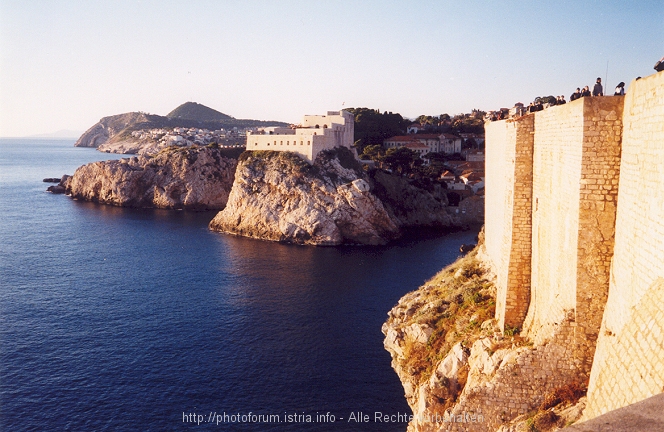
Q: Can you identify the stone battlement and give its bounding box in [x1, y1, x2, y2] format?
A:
[484, 71, 664, 422]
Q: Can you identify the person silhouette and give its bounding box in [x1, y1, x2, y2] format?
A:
[592, 78, 603, 96]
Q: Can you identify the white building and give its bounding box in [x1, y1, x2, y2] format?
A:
[383, 133, 462, 156]
[440, 133, 462, 154]
[247, 110, 354, 163]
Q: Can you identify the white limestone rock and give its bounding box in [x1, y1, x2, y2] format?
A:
[208, 148, 400, 246]
[64, 146, 236, 210]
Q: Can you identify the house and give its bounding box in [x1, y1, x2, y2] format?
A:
[407, 123, 425, 134]
[404, 142, 430, 156]
[440, 133, 462, 154]
[466, 150, 485, 162]
[383, 133, 462, 156]
[446, 179, 468, 191]
[247, 110, 354, 163]
[440, 170, 455, 181]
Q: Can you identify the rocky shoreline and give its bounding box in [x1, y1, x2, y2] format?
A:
[209, 147, 461, 245]
[382, 232, 587, 432]
[49, 145, 469, 245]
[56, 146, 236, 210]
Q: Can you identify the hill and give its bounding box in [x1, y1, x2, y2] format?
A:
[167, 102, 233, 122]
[74, 103, 289, 149]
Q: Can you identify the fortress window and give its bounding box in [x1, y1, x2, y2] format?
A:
[274, 141, 277, 145]
[287, 141, 289, 145]
[315, 124, 320, 129]
[280, 141, 283, 145]
[323, 124, 328, 128]
[307, 141, 310, 145]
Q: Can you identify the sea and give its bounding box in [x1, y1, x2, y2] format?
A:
[0, 139, 479, 431]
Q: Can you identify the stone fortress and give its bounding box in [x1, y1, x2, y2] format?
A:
[246, 110, 354, 162]
[484, 70, 664, 423]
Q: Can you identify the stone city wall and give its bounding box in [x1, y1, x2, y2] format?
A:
[485, 96, 623, 355]
[525, 96, 622, 371]
[583, 72, 664, 419]
[483, 116, 534, 332]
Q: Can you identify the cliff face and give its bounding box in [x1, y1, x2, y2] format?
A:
[383, 237, 587, 432]
[64, 146, 236, 210]
[371, 170, 457, 228]
[209, 148, 401, 245]
[75, 112, 150, 148]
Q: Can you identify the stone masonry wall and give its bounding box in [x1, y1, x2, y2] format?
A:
[583, 72, 664, 419]
[523, 101, 584, 344]
[573, 97, 623, 368]
[448, 314, 586, 432]
[522, 97, 623, 370]
[484, 117, 534, 332]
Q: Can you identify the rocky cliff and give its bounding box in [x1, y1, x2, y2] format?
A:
[383, 234, 586, 432]
[370, 170, 457, 228]
[75, 112, 151, 148]
[64, 146, 236, 210]
[209, 148, 402, 245]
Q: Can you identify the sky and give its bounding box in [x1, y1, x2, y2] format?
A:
[0, 0, 663, 137]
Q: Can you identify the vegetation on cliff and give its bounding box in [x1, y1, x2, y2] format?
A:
[384, 234, 587, 431]
[166, 102, 233, 122]
[209, 146, 460, 245]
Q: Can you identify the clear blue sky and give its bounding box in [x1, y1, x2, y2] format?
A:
[1, 0, 662, 136]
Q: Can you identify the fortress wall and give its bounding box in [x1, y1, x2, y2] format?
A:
[584, 72, 664, 419]
[522, 98, 623, 361]
[523, 101, 584, 343]
[484, 116, 534, 331]
[573, 97, 623, 365]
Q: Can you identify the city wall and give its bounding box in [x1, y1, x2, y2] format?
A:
[484, 72, 663, 422]
[583, 72, 664, 419]
[484, 116, 533, 331]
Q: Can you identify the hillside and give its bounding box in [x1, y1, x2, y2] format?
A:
[166, 102, 233, 122]
[74, 102, 289, 150]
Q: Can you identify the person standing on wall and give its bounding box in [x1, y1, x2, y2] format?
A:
[570, 88, 581, 101]
[614, 82, 625, 96]
[593, 77, 604, 96]
[581, 86, 591, 97]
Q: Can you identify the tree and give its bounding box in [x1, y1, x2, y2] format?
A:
[382, 147, 422, 175]
[345, 108, 409, 154]
[360, 144, 384, 161]
[423, 151, 446, 166]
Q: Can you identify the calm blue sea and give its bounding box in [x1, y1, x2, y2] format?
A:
[0, 139, 478, 431]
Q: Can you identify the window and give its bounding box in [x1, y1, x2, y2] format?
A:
[280, 141, 283, 145]
[287, 141, 289, 145]
[307, 141, 310, 145]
